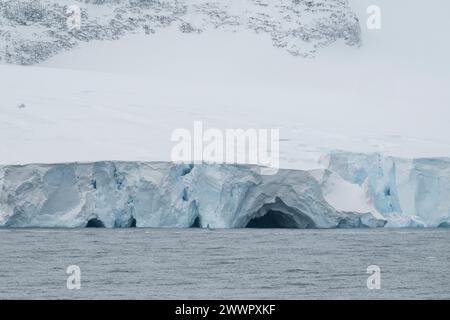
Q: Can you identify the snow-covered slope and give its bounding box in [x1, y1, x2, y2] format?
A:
[1, 29, 450, 166]
[1, 0, 450, 228]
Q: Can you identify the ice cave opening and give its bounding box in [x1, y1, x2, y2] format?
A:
[86, 218, 105, 228]
[246, 210, 298, 228]
[245, 198, 316, 229]
[190, 216, 201, 228]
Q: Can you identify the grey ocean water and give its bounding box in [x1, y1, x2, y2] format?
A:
[0, 228, 449, 299]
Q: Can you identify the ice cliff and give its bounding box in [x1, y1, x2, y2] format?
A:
[0, 0, 361, 64]
[323, 152, 450, 228]
[2, 153, 449, 228]
[0, 161, 385, 228]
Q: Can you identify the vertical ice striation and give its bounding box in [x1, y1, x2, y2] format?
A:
[324, 152, 450, 227]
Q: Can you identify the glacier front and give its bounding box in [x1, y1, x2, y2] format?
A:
[0, 160, 385, 228]
[323, 152, 450, 228]
[1, 152, 449, 228]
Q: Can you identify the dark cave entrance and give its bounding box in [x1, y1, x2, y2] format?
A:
[129, 217, 137, 227]
[190, 216, 201, 228]
[246, 210, 298, 228]
[245, 198, 316, 229]
[86, 218, 105, 228]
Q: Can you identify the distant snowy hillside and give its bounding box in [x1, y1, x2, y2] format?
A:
[0, 0, 360, 64]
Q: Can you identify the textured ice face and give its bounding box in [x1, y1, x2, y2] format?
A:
[0, 0, 361, 64]
[325, 151, 450, 227]
[0, 161, 384, 228]
[2, 153, 449, 228]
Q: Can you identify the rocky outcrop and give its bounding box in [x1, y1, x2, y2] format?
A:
[0, 0, 361, 64]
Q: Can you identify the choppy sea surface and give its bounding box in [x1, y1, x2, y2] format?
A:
[0, 228, 449, 299]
